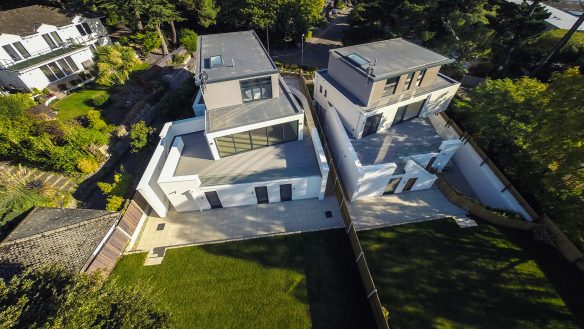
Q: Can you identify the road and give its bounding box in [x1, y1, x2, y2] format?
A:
[272, 7, 351, 69]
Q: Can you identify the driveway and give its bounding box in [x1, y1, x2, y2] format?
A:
[348, 188, 467, 230]
[133, 197, 344, 253]
[272, 7, 351, 68]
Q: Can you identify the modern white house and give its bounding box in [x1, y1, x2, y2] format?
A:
[0, 5, 111, 91]
[314, 38, 463, 201]
[137, 31, 329, 218]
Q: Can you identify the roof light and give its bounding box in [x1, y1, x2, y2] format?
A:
[346, 53, 369, 66]
[210, 55, 223, 67]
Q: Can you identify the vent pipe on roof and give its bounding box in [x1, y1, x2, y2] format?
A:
[231, 58, 235, 67]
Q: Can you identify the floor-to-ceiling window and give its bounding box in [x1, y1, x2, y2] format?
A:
[215, 121, 298, 157]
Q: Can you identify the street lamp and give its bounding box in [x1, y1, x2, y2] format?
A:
[301, 33, 305, 67]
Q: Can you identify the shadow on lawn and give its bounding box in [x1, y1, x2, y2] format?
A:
[358, 219, 582, 329]
[200, 229, 377, 329]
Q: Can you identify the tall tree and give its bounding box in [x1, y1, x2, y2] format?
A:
[240, 0, 278, 52]
[95, 45, 141, 85]
[179, 0, 220, 28]
[146, 0, 182, 54]
[532, 2, 584, 75]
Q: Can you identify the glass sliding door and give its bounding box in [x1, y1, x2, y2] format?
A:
[47, 62, 65, 79]
[40, 65, 58, 82]
[232, 132, 252, 153]
[215, 135, 236, 157]
[267, 124, 283, 145]
[57, 58, 74, 75]
[215, 121, 299, 158]
[403, 99, 425, 121]
[13, 42, 30, 59]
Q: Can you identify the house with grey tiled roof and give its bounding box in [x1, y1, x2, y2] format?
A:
[0, 207, 127, 278]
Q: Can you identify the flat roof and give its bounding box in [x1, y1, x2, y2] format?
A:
[206, 77, 302, 133]
[196, 31, 278, 83]
[507, 0, 584, 31]
[332, 38, 453, 81]
[351, 118, 443, 166]
[174, 129, 321, 186]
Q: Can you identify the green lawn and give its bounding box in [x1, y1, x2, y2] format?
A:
[359, 219, 584, 329]
[54, 87, 109, 120]
[112, 230, 375, 329]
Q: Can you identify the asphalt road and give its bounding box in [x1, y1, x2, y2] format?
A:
[272, 7, 351, 69]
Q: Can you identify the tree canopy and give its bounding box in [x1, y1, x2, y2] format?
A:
[0, 266, 170, 328]
[95, 45, 141, 86]
[452, 67, 584, 243]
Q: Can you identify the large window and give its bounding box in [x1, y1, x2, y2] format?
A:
[392, 99, 426, 126]
[42, 34, 58, 49]
[383, 76, 398, 96]
[2, 45, 22, 61]
[402, 72, 414, 91]
[13, 42, 30, 59]
[39, 56, 80, 82]
[76, 23, 93, 36]
[415, 69, 426, 87]
[215, 121, 298, 157]
[50, 32, 64, 45]
[240, 77, 272, 103]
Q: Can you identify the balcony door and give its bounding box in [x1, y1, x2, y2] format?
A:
[362, 114, 382, 137]
[403, 178, 417, 192]
[204, 191, 223, 209]
[280, 184, 292, 201]
[384, 178, 401, 195]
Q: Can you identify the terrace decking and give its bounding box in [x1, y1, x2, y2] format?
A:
[173, 129, 321, 186]
[350, 118, 443, 166]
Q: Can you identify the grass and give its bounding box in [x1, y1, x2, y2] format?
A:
[359, 218, 584, 329]
[54, 87, 109, 120]
[112, 229, 375, 329]
[129, 62, 152, 73]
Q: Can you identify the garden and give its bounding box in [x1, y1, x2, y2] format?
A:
[359, 219, 584, 329]
[112, 230, 376, 329]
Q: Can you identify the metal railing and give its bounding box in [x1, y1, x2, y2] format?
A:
[0, 33, 106, 70]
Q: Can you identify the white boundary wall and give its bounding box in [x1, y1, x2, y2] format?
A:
[429, 113, 534, 220]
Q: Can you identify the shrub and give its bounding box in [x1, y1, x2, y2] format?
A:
[130, 121, 155, 153]
[92, 94, 109, 107]
[131, 32, 161, 53]
[106, 195, 125, 211]
[172, 53, 187, 65]
[86, 110, 108, 132]
[77, 158, 99, 174]
[180, 29, 198, 53]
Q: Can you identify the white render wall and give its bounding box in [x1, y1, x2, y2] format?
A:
[0, 16, 110, 90]
[202, 73, 279, 110]
[429, 113, 534, 220]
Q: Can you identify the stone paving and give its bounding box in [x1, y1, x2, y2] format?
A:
[348, 188, 466, 231]
[134, 197, 344, 254]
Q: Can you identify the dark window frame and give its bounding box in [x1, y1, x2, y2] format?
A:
[42, 34, 58, 49]
[82, 22, 92, 35]
[415, 69, 426, 87]
[2, 44, 22, 61]
[12, 42, 30, 59]
[402, 72, 414, 91]
[76, 24, 88, 36]
[383, 76, 399, 96]
[240, 77, 272, 103]
[215, 121, 299, 157]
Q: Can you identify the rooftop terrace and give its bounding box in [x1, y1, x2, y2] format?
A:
[351, 118, 443, 166]
[196, 31, 278, 83]
[174, 129, 320, 186]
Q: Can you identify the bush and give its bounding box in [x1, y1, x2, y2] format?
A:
[130, 121, 155, 153]
[92, 94, 109, 107]
[131, 31, 161, 53]
[86, 110, 109, 131]
[180, 29, 198, 53]
[106, 195, 125, 211]
[172, 53, 187, 65]
[76, 158, 99, 174]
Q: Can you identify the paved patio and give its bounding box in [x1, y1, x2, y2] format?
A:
[134, 197, 343, 253]
[349, 188, 466, 230]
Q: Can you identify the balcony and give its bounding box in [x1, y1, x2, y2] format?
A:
[0, 34, 106, 71]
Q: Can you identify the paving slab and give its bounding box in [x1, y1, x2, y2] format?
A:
[348, 188, 466, 230]
[134, 197, 344, 253]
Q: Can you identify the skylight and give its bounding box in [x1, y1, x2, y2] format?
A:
[210, 55, 223, 67]
[346, 53, 369, 66]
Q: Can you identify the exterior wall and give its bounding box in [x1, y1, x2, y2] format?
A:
[327, 53, 372, 105]
[0, 16, 109, 90]
[314, 72, 362, 136]
[420, 66, 440, 87]
[202, 73, 279, 110]
[428, 113, 534, 220]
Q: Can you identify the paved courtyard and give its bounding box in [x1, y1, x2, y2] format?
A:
[133, 197, 343, 253]
[349, 188, 466, 230]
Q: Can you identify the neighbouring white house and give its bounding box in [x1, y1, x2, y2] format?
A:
[137, 31, 329, 218]
[314, 38, 463, 201]
[0, 5, 111, 91]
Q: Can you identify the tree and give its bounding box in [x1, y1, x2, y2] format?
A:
[179, 0, 220, 28]
[180, 28, 198, 53]
[0, 266, 170, 328]
[131, 31, 162, 53]
[130, 121, 155, 153]
[95, 45, 141, 86]
[146, 0, 182, 54]
[532, 5, 584, 75]
[240, 0, 278, 51]
[488, 0, 549, 74]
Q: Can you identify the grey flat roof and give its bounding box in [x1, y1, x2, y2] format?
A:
[351, 118, 443, 166]
[318, 69, 458, 110]
[174, 129, 321, 186]
[332, 38, 453, 81]
[196, 31, 278, 83]
[206, 78, 302, 133]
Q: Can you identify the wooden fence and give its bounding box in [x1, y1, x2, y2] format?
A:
[295, 73, 389, 328]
